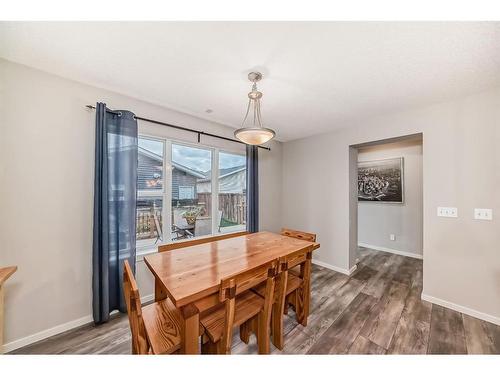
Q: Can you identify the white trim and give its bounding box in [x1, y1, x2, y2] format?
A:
[421, 293, 500, 326]
[136, 247, 158, 262]
[2, 314, 93, 353]
[164, 139, 172, 246]
[358, 243, 423, 259]
[211, 148, 219, 235]
[312, 259, 357, 276]
[3, 295, 156, 353]
[141, 293, 154, 304]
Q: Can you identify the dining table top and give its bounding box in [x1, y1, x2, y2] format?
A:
[144, 231, 320, 308]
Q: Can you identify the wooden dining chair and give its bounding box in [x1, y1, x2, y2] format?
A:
[250, 244, 313, 350]
[158, 231, 249, 252]
[123, 260, 182, 354]
[248, 229, 316, 350]
[280, 228, 316, 317]
[199, 260, 278, 354]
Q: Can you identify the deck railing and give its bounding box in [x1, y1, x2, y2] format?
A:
[136, 193, 246, 240]
[136, 207, 162, 239]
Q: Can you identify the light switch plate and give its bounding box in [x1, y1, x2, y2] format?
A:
[390, 234, 396, 241]
[437, 207, 458, 218]
[474, 208, 493, 221]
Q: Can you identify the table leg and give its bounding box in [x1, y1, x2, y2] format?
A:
[180, 304, 200, 354]
[297, 256, 312, 326]
[271, 269, 288, 350]
[155, 279, 168, 302]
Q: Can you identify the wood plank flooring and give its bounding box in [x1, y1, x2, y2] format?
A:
[10, 247, 500, 354]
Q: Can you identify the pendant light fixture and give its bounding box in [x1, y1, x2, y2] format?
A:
[234, 72, 276, 145]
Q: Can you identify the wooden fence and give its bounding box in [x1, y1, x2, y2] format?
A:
[197, 193, 246, 225]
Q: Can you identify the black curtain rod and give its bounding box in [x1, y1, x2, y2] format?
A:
[85, 105, 271, 151]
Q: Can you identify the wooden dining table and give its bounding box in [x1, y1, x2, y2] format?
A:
[144, 231, 320, 354]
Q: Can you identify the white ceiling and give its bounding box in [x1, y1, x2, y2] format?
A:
[1, 22, 500, 141]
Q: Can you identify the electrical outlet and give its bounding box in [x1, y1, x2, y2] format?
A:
[474, 208, 493, 221]
[437, 207, 458, 218]
[390, 234, 396, 241]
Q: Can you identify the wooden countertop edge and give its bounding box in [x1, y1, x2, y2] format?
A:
[0, 266, 18, 286]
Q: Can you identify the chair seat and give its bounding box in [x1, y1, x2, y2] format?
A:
[142, 298, 182, 354]
[200, 290, 264, 343]
[252, 273, 303, 300]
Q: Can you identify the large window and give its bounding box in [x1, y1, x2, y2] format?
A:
[136, 136, 247, 252]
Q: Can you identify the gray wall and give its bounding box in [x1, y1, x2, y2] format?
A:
[357, 138, 423, 257]
[0, 59, 283, 351]
[282, 87, 500, 323]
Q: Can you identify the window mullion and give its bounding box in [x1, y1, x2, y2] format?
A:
[211, 149, 220, 235]
[164, 139, 172, 244]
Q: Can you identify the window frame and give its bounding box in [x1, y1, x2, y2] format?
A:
[136, 133, 247, 258]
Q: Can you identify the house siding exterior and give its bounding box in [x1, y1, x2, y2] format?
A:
[137, 151, 163, 191]
[138, 148, 201, 199]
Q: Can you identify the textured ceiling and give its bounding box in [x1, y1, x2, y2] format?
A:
[1, 22, 499, 141]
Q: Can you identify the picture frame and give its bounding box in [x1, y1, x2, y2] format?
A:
[357, 157, 404, 203]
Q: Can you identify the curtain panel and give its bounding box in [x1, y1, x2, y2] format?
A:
[92, 102, 138, 324]
[246, 145, 259, 232]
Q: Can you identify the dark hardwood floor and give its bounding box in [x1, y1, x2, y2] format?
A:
[11, 247, 500, 354]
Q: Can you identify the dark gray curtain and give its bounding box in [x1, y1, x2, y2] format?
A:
[246, 145, 259, 232]
[92, 102, 138, 324]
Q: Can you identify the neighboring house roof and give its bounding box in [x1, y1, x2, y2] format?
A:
[197, 167, 246, 194]
[138, 146, 206, 179]
[173, 162, 206, 179]
[139, 146, 162, 162]
[198, 165, 246, 182]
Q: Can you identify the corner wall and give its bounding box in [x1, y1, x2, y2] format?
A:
[0, 59, 283, 351]
[282, 88, 500, 322]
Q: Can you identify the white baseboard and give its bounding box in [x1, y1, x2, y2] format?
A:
[3, 314, 93, 353]
[312, 259, 357, 276]
[358, 243, 423, 260]
[141, 293, 154, 304]
[421, 293, 500, 326]
[3, 295, 155, 353]
[348, 264, 357, 275]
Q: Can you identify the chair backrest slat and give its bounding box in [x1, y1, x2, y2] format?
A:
[219, 260, 276, 301]
[281, 228, 316, 242]
[218, 260, 277, 354]
[158, 231, 249, 252]
[123, 260, 148, 354]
